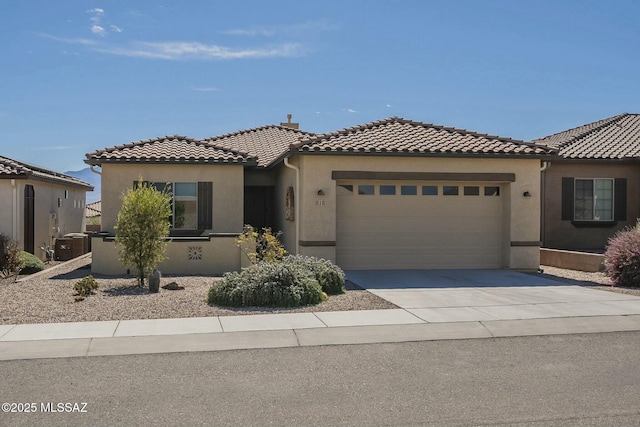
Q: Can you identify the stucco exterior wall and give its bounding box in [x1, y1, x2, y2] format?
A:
[0, 178, 88, 259]
[99, 163, 244, 234]
[542, 161, 640, 250]
[91, 235, 245, 275]
[293, 155, 542, 269]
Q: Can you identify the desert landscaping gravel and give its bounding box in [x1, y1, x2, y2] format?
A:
[0, 255, 396, 325]
[1, 255, 639, 325]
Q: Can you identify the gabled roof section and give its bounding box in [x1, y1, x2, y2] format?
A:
[532, 113, 640, 159]
[85, 135, 255, 165]
[203, 125, 315, 167]
[0, 155, 93, 190]
[291, 117, 555, 158]
[86, 200, 101, 217]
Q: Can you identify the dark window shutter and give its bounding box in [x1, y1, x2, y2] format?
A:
[198, 182, 213, 230]
[615, 178, 627, 221]
[561, 177, 574, 220]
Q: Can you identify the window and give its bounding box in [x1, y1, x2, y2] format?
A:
[401, 185, 417, 195]
[337, 184, 353, 195]
[574, 179, 613, 221]
[484, 186, 500, 196]
[464, 186, 479, 196]
[422, 186, 438, 196]
[443, 186, 459, 196]
[380, 185, 396, 195]
[140, 181, 212, 231]
[358, 185, 374, 195]
[562, 177, 626, 223]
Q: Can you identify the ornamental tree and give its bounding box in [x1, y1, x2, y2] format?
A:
[115, 179, 172, 287]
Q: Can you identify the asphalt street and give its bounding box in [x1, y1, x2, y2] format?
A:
[1, 332, 640, 427]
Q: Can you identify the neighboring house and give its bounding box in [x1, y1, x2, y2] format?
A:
[85, 200, 101, 232]
[85, 116, 555, 275]
[534, 113, 640, 251]
[0, 155, 94, 260]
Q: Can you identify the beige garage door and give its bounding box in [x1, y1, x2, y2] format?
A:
[336, 181, 504, 270]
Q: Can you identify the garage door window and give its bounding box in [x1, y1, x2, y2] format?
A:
[401, 185, 417, 195]
[485, 186, 500, 196]
[358, 185, 375, 195]
[443, 186, 459, 196]
[337, 184, 354, 195]
[422, 186, 438, 196]
[380, 185, 396, 195]
[464, 186, 480, 196]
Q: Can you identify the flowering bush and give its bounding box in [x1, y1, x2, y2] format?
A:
[236, 226, 286, 264]
[604, 221, 640, 287]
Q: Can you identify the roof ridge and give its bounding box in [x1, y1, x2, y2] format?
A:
[203, 124, 314, 143]
[294, 116, 532, 149]
[534, 113, 629, 148]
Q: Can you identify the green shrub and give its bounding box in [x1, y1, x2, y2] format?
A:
[282, 255, 345, 295]
[1, 240, 26, 282]
[604, 221, 640, 287]
[74, 275, 99, 297]
[18, 251, 44, 275]
[208, 261, 326, 307]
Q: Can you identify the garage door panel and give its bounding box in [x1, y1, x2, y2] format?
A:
[336, 181, 504, 270]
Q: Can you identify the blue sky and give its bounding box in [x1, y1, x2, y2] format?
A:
[2, 0, 639, 172]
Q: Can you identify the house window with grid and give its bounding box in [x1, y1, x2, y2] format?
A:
[138, 181, 212, 232]
[574, 179, 613, 221]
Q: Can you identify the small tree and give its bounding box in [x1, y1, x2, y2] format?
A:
[1, 240, 26, 282]
[115, 179, 172, 287]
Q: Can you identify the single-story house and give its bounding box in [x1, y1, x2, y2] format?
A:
[534, 113, 640, 251]
[85, 116, 556, 275]
[0, 155, 94, 259]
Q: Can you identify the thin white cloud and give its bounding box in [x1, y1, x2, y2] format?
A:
[87, 8, 104, 14]
[191, 87, 219, 92]
[38, 33, 98, 46]
[91, 25, 106, 37]
[223, 20, 338, 37]
[386, 104, 392, 108]
[36, 145, 75, 151]
[110, 25, 123, 33]
[96, 41, 304, 60]
[345, 108, 358, 113]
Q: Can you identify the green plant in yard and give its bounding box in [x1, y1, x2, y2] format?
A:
[1, 240, 26, 282]
[20, 251, 45, 275]
[115, 179, 172, 287]
[236, 225, 286, 264]
[207, 260, 326, 307]
[74, 275, 99, 298]
[282, 255, 345, 295]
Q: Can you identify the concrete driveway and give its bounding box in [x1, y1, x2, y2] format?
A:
[345, 269, 640, 323]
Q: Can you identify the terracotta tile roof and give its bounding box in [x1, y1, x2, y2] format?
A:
[532, 113, 640, 159]
[292, 117, 555, 157]
[85, 135, 255, 165]
[203, 125, 315, 167]
[86, 200, 101, 217]
[0, 155, 93, 189]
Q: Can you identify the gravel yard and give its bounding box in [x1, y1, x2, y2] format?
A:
[2, 256, 639, 325]
[0, 254, 396, 325]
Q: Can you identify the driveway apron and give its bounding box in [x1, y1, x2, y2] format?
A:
[345, 270, 640, 322]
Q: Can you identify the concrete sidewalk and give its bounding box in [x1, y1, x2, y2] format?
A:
[3, 269, 640, 361]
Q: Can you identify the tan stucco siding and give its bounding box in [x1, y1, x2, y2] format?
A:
[0, 179, 87, 258]
[294, 155, 541, 269]
[542, 162, 640, 250]
[99, 164, 244, 234]
[274, 161, 298, 254]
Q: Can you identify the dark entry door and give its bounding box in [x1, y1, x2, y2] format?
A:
[24, 185, 35, 254]
[244, 186, 274, 230]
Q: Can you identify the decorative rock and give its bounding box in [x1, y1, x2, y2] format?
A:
[148, 269, 161, 293]
[161, 281, 184, 291]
